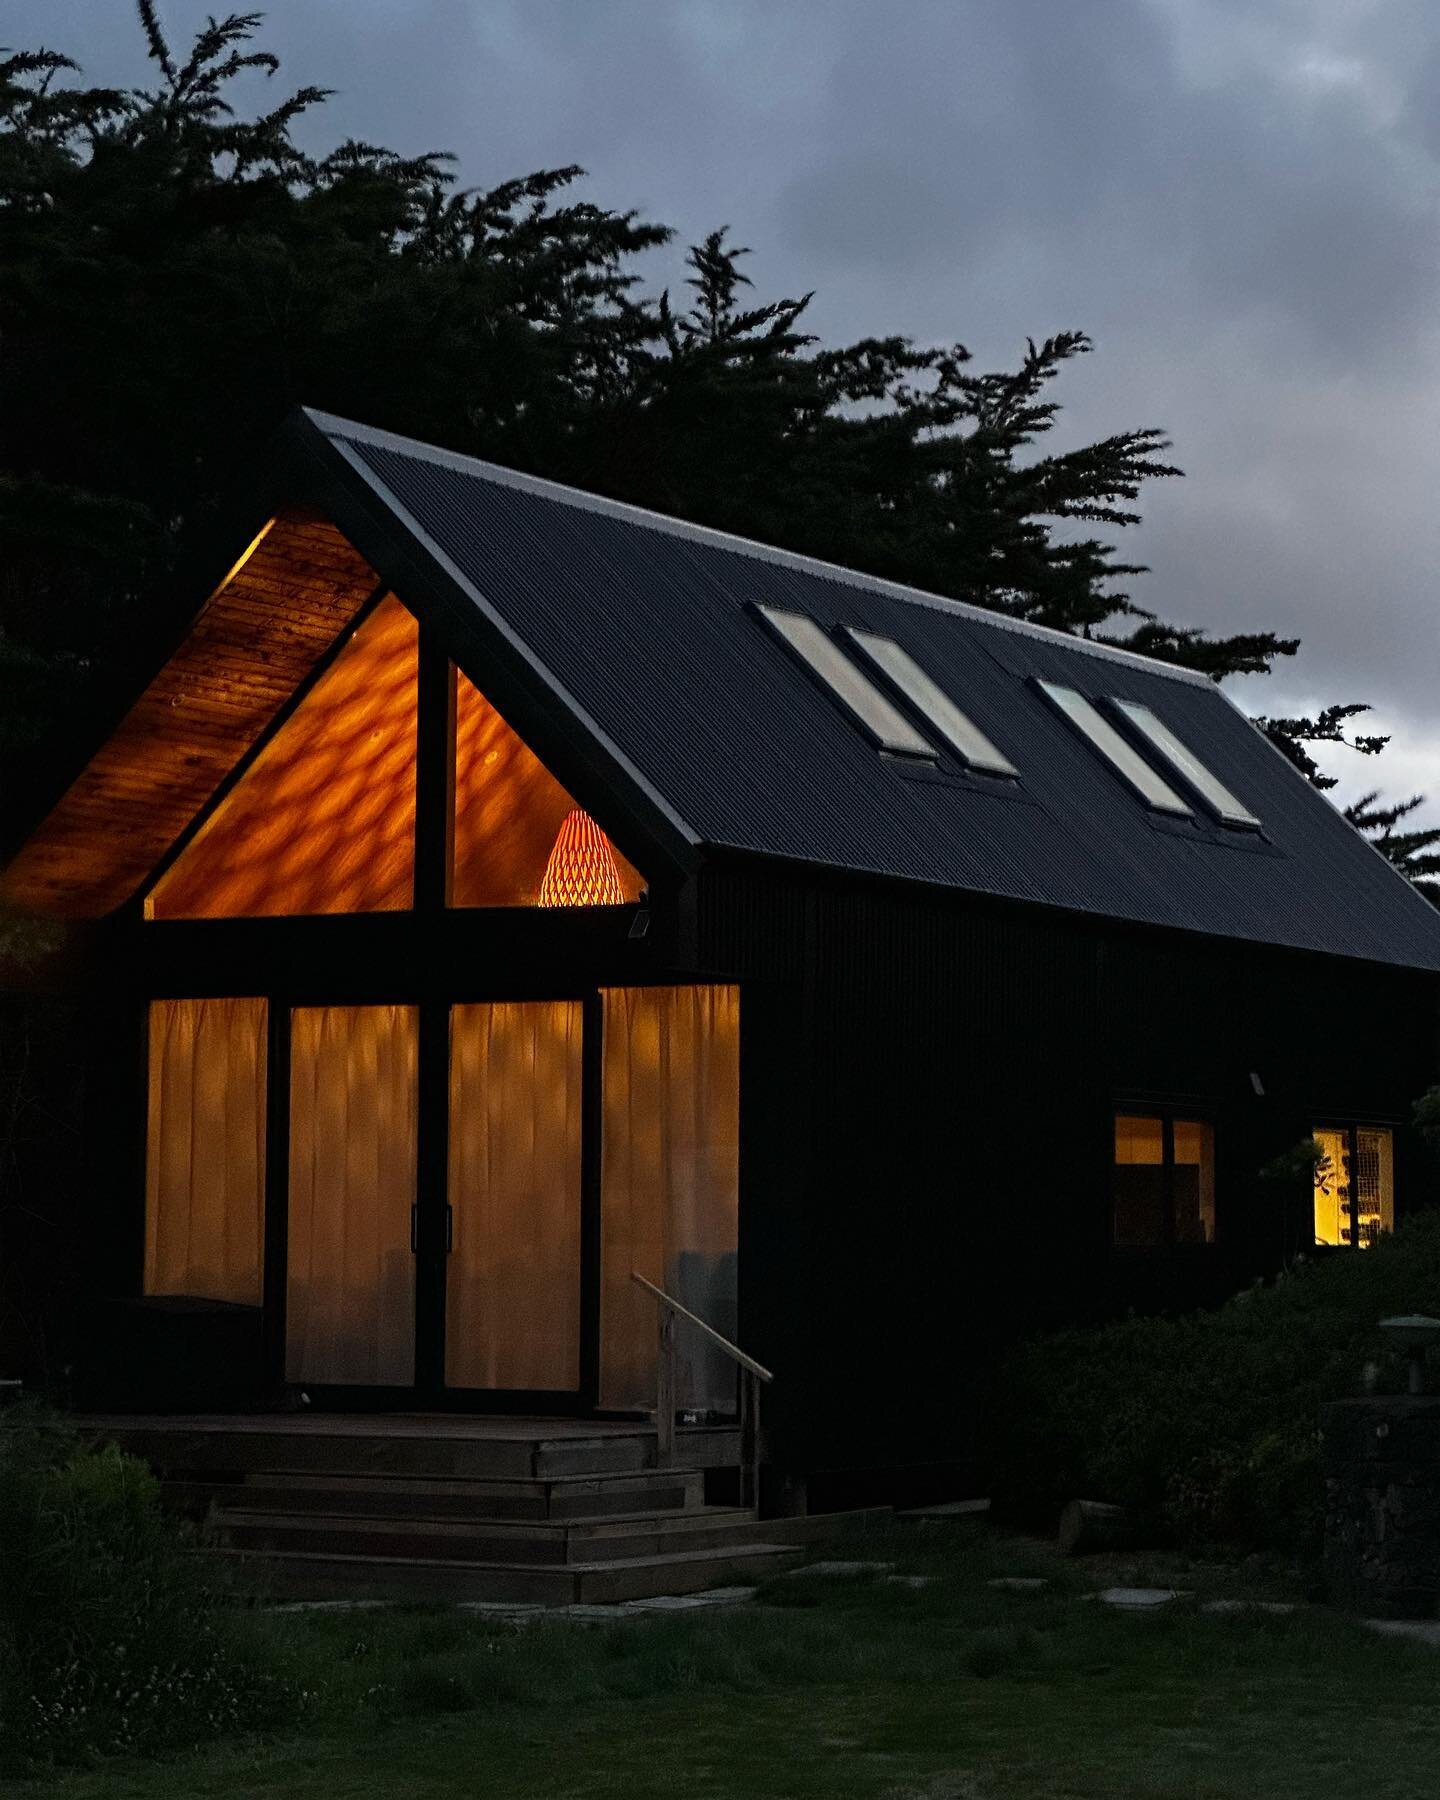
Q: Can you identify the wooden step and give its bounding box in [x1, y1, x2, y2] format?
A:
[166, 1465, 706, 1523]
[218, 1539, 804, 1605]
[84, 1416, 653, 1481]
[213, 1504, 768, 1567]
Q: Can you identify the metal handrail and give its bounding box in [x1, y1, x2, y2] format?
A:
[630, 1271, 772, 1510]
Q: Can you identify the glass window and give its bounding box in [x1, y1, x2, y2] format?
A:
[843, 629, 1018, 775]
[1037, 681, 1192, 815]
[1110, 700, 1260, 828]
[1314, 1125, 1394, 1249]
[756, 607, 936, 759]
[1113, 1113, 1215, 1247]
[451, 670, 644, 908]
[147, 594, 419, 918]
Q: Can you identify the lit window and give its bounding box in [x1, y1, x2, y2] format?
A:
[1313, 1125, 1393, 1249]
[1110, 700, 1260, 828]
[844, 628, 1018, 775]
[756, 607, 936, 759]
[1037, 682, 1192, 815]
[1113, 1112, 1215, 1246]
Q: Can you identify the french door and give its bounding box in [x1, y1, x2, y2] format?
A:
[283, 999, 588, 1402]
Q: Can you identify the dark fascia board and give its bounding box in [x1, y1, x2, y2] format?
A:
[279, 408, 701, 883]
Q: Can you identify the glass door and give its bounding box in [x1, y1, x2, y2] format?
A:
[445, 1001, 585, 1394]
[285, 1004, 419, 1387]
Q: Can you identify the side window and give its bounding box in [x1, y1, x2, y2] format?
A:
[1113, 1112, 1215, 1247]
[1313, 1125, 1394, 1249]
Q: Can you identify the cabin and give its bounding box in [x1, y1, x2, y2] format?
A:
[4, 408, 1440, 1545]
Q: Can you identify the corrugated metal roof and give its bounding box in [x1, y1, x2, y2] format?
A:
[305, 409, 1440, 971]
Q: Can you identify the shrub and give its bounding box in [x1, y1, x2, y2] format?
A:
[0, 1403, 302, 1765]
[982, 1209, 1440, 1554]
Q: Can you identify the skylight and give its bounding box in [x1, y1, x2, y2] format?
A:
[1109, 700, 1261, 829]
[844, 628, 1018, 776]
[756, 607, 936, 759]
[1035, 681, 1192, 816]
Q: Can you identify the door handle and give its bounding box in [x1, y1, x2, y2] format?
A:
[445, 1205, 454, 1254]
[410, 1205, 419, 1255]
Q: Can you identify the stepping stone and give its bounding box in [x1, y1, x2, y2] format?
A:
[1201, 1599, 1297, 1616]
[1095, 1587, 1192, 1609]
[788, 1560, 894, 1577]
[1364, 1618, 1440, 1647]
[619, 1588, 755, 1614]
[900, 1498, 991, 1520]
[266, 1598, 391, 1614]
[457, 1601, 545, 1619]
[885, 1574, 933, 1589]
[988, 1577, 1048, 1591]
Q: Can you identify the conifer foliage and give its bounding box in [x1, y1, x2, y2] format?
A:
[0, 7, 1432, 888]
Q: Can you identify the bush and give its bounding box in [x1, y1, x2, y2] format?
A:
[0, 1403, 302, 1766]
[982, 1209, 1440, 1554]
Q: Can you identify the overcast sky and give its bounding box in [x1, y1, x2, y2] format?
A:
[15, 1, 1440, 819]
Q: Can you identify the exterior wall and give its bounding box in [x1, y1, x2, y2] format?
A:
[695, 860, 1440, 1494]
[7, 860, 1437, 1508]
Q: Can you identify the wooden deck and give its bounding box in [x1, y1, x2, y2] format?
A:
[74, 1411, 847, 1605]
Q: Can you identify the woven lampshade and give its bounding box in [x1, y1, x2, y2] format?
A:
[537, 808, 626, 907]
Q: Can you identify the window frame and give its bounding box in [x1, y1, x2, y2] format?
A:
[1110, 1105, 1218, 1251]
[753, 605, 938, 761]
[1036, 680, 1193, 816]
[1310, 1120, 1396, 1252]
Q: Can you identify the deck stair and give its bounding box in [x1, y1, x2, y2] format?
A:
[79, 1414, 810, 1605]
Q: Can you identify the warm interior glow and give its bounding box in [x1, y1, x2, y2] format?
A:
[451, 671, 644, 907]
[1314, 1125, 1393, 1248]
[145, 997, 267, 1305]
[447, 1002, 583, 1390]
[538, 808, 627, 908]
[1112, 1113, 1214, 1246]
[148, 595, 418, 918]
[286, 1005, 418, 1386]
[600, 985, 740, 1413]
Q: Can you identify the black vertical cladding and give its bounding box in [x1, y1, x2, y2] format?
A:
[695, 858, 1440, 1478]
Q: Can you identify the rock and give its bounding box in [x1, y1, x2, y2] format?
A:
[988, 1577, 1049, 1591]
[1094, 1586, 1191, 1609]
[1059, 1498, 1139, 1555]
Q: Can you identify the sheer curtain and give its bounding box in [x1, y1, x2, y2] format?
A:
[447, 1002, 584, 1390]
[286, 1005, 417, 1385]
[600, 985, 740, 1412]
[145, 997, 268, 1305]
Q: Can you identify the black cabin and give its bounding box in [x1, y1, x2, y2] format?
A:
[4, 408, 1439, 1505]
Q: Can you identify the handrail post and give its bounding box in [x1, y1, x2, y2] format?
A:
[655, 1306, 676, 1468]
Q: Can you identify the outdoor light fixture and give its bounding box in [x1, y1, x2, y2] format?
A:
[538, 808, 626, 907]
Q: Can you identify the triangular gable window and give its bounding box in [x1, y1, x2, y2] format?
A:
[146, 595, 644, 919]
[148, 594, 419, 918]
[452, 673, 644, 909]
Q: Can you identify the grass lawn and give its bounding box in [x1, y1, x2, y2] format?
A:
[29, 1523, 1440, 1800]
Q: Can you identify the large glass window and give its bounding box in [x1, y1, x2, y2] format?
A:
[148, 595, 419, 918]
[600, 985, 740, 1413]
[451, 671, 644, 908]
[1313, 1125, 1394, 1249]
[1113, 1112, 1215, 1247]
[145, 997, 268, 1304]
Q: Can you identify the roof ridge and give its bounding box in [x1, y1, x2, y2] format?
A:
[302, 407, 1213, 690]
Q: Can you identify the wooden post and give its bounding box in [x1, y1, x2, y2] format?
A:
[656, 1309, 676, 1468]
